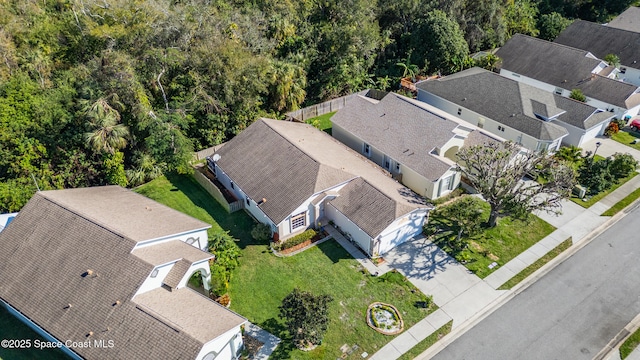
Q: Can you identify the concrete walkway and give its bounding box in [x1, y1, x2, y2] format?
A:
[244, 323, 281, 360]
[367, 138, 640, 360]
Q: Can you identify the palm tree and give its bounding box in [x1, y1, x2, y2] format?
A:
[268, 59, 307, 112]
[396, 56, 419, 81]
[84, 98, 129, 154]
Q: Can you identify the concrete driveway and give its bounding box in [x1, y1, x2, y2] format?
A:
[384, 236, 503, 325]
[582, 137, 640, 162]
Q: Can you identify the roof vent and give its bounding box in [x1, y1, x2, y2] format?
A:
[258, 198, 267, 205]
[462, 97, 466, 101]
[145, 206, 152, 211]
[511, 114, 516, 117]
[113, 300, 121, 306]
[64, 304, 72, 309]
[86, 331, 94, 337]
[82, 269, 94, 277]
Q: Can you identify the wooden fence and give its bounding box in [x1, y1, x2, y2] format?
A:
[286, 89, 388, 122]
[193, 166, 243, 213]
[193, 143, 226, 162]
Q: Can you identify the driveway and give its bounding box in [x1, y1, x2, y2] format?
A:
[582, 137, 640, 162]
[384, 237, 503, 325]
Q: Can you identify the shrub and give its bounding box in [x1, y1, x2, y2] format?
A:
[251, 223, 272, 242]
[275, 229, 317, 251]
[605, 121, 619, 136]
[280, 288, 333, 348]
[215, 293, 231, 307]
[610, 153, 638, 179]
[578, 156, 614, 195]
[569, 88, 586, 102]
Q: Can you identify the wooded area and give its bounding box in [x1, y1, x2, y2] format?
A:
[0, 0, 635, 212]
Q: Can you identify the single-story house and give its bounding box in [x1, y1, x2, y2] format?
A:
[330, 92, 500, 199]
[495, 34, 640, 120]
[210, 118, 431, 257]
[555, 19, 640, 88]
[607, 6, 640, 33]
[416, 67, 616, 149]
[0, 186, 247, 360]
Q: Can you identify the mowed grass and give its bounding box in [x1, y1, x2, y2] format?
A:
[611, 129, 640, 151]
[397, 321, 452, 360]
[498, 238, 572, 290]
[602, 186, 640, 216]
[620, 326, 640, 359]
[306, 111, 335, 135]
[136, 174, 435, 359]
[429, 197, 556, 278]
[0, 305, 69, 360]
[570, 172, 638, 208]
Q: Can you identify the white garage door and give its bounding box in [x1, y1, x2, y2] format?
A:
[580, 122, 607, 146]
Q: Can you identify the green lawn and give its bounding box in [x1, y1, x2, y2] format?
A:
[498, 238, 572, 290]
[570, 172, 638, 208]
[611, 129, 640, 151]
[136, 174, 436, 359]
[428, 198, 556, 278]
[0, 305, 69, 360]
[306, 111, 335, 135]
[620, 326, 640, 359]
[397, 321, 453, 360]
[602, 186, 640, 216]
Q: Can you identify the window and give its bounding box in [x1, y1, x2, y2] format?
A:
[230, 182, 234, 189]
[150, 269, 159, 278]
[478, 117, 485, 129]
[363, 143, 371, 157]
[512, 73, 521, 77]
[291, 212, 306, 231]
[497, 125, 505, 132]
[246, 198, 250, 206]
[554, 88, 563, 95]
[185, 237, 197, 245]
[621, 67, 627, 74]
[395, 162, 401, 172]
[383, 155, 391, 170]
[457, 108, 462, 115]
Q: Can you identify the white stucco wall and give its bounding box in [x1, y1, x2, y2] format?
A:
[376, 209, 428, 255]
[195, 324, 245, 360]
[0, 212, 17, 232]
[620, 66, 640, 87]
[135, 262, 175, 295]
[134, 229, 210, 252]
[325, 203, 373, 255]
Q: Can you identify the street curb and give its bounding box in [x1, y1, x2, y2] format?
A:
[416, 195, 640, 360]
[593, 312, 640, 360]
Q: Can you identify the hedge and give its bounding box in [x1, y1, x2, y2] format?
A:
[275, 229, 317, 251]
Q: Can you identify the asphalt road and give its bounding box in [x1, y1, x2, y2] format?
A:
[431, 204, 640, 360]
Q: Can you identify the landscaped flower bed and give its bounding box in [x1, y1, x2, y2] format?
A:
[273, 229, 329, 254]
[366, 302, 404, 335]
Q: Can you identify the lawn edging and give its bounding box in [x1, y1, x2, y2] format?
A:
[498, 237, 572, 290]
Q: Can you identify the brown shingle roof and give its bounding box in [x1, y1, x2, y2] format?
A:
[134, 287, 246, 343]
[215, 119, 427, 228]
[132, 240, 213, 266]
[163, 259, 193, 289]
[0, 189, 245, 360]
[40, 186, 211, 242]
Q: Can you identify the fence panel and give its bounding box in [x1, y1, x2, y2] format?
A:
[286, 89, 384, 122]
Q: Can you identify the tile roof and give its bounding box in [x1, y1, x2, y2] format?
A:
[0, 190, 244, 360]
[132, 240, 213, 266]
[417, 67, 570, 140]
[496, 34, 638, 108]
[555, 20, 640, 73]
[39, 186, 211, 242]
[607, 7, 640, 33]
[215, 119, 427, 232]
[331, 93, 458, 181]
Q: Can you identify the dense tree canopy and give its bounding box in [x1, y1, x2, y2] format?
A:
[0, 0, 633, 212]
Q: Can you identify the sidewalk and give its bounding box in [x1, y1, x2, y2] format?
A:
[367, 143, 640, 360]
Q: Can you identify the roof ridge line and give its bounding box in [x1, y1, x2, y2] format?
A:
[515, 33, 594, 58]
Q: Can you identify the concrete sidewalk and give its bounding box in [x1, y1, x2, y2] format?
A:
[367, 144, 640, 360]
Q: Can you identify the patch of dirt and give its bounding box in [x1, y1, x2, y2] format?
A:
[488, 253, 499, 261]
[468, 240, 485, 252]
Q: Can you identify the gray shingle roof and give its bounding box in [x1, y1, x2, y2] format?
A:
[496, 34, 638, 108]
[0, 190, 245, 360]
[215, 118, 427, 233]
[40, 186, 211, 242]
[608, 7, 640, 33]
[555, 20, 640, 73]
[331, 93, 457, 181]
[417, 67, 570, 140]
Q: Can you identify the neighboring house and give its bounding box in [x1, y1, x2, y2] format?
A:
[554, 20, 640, 88]
[416, 67, 615, 149]
[607, 6, 640, 33]
[209, 118, 431, 256]
[495, 34, 640, 120]
[0, 186, 246, 360]
[0, 212, 17, 232]
[330, 92, 499, 199]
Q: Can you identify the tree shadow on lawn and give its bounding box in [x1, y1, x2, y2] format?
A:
[259, 318, 296, 359]
[165, 173, 259, 249]
[317, 239, 358, 264]
[387, 235, 458, 282]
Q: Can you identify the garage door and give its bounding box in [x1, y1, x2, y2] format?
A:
[580, 122, 607, 146]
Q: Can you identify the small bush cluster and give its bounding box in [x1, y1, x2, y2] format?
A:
[578, 153, 638, 195]
[274, 229, 317, 251]
[605, 121, 619, 136]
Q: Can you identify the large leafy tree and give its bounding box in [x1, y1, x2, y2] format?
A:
[279, 288, 333, 349]
[456, 141, 576, 227]
[537, 12, 572, 41]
